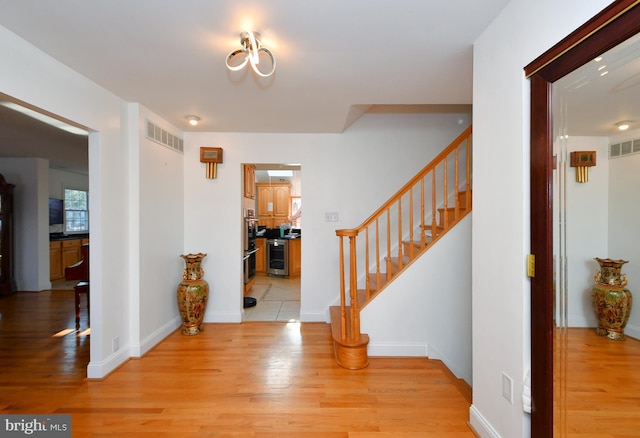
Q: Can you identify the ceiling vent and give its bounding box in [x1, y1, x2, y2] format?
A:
[609, 138, 640, 159]
[146, 119, 184, 154]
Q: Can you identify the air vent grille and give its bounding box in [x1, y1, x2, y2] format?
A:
[146, 120, 184, 153]
[609, 137, 640, 159]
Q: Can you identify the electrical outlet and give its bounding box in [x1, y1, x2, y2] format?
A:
[112, 336, 120, 353]
[502, 372, 513, 404]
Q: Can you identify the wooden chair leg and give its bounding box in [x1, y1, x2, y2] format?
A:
[75, 288, 81, 329]
[74, 282, 89, 330]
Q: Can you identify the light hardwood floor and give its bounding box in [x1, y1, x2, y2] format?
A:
[0, 289, 474, 437]
[559, 328, 640, 437]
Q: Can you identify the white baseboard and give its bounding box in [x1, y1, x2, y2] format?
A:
[567, 316, 595, 327]
[204, 311, 242, 323]
[367, 341, 428, 357]
[86, 346, 131, 379]
[623, 322, 640, 340]
[568, 320, 640, 340]
[130, 316, 181, 357]
[300, 311, 328, 322]
[87, 317, 182, 379]
[469, 405, 501, 438]
[427, 343, 471, 385]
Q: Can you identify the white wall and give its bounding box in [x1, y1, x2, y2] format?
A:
[471, 0, 611, 437]
[48, 168, 89, 234]
[608, 128, 640, 339]
[131, 104, 185, 356]
[0, 21, 471, 381]
[49, 169, 89, 197]
[1, 24, 136, 378]
[183, 113, 471, 324]
[564, 137, 609, 328]
[0, 158, 49, 291]
[362, 214, 472, 384]
[0, 163, 90, 292]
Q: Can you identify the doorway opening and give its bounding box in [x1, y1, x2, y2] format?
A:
[0, 93, 91, 381]
[242, 163, 302, 322]
[526, 2, 640, 435]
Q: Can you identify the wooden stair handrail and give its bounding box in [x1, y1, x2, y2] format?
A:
[336, 126, 472, 237]
[331, 126, 473, 370]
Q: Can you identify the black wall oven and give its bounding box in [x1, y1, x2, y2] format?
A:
[243, 209, 258, 284]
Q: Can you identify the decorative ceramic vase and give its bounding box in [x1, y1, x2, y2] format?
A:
[591, 257, 633, 341]
[177, 253, 209, 336]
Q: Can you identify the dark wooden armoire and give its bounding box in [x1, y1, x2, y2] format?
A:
[0, 173, 15, 295]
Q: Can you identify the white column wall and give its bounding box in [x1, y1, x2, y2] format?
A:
[133, 104, 185, 355]
[471, 0, 611, 437]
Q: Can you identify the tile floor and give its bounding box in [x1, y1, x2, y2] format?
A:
[243, 275, 300, 322]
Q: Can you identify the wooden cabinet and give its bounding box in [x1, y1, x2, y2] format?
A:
[49, 241, 63, 281]
[62, 239, 82, 271]
[50, 237, 89, 281]
[0, 174, 15, 295]
[243, 164, 256, 199]
[255, 238, 266, 274]
[256, 182, 290, 228]
[288, 238, 301, 278]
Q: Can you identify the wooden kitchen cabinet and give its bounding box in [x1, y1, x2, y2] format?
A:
[243, 164, 256, 199]
[49, 241, 63, 281]
[255, 238, 266, 274]
[50, 238, 88, 281]
[256, 182, 290, 228]
[61, 239, 82, 273]
[288, 238, 301, 277]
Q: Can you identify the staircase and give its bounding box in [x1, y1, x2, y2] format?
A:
[331, 126, 472, 369]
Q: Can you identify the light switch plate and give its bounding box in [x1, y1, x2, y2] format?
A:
[324, 212, 339, 222]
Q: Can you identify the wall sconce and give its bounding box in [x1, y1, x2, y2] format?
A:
[225, 31, 276, 77]
[570, 151, 596, 183]
[200, 147, 223, 179]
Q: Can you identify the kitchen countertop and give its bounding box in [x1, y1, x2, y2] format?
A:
[50, 233, 90, 241]
[256, 235, 301, 239]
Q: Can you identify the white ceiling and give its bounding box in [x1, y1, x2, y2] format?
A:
[0, 0, 509, 134]
[1, 0, 639, 175]
[554, 32, 640, 138]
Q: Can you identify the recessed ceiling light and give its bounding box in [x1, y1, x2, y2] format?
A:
[186, 115, 200, 126]
[615, 120, 633, 131]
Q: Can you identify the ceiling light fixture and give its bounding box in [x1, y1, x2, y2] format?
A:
[186, 115, 200, 126]
[225, 31, 276, 78]
[615, 120, 633, 131]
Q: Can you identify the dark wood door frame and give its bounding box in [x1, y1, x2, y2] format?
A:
[525, 1, 640, 436]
